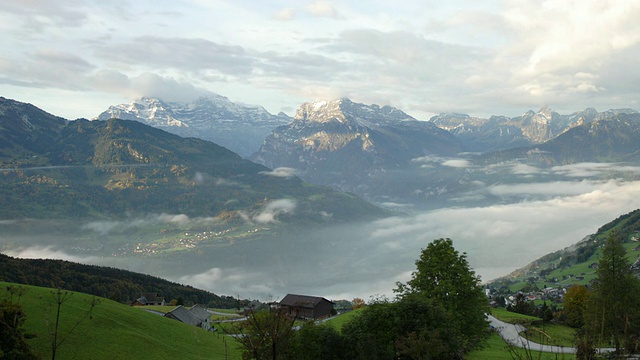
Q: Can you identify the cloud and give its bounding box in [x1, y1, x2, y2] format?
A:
[511, 163, 543, 175]
[260, 167, 297, 178]
[441, 159, 472, 168]
[551, 163, 640, 178]
[82, 213, 218, 235]
[97, 36, 256, 76]
[4, 246, 102, 264]
[307, 1, 339, 18]
[411, 155, 473, 169]
[272, 8, 295, 21]
[253, 199, 297, 223]
[177, 267, 280, 299]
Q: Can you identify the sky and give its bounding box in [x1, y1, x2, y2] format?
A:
[2, 0, 640, 121]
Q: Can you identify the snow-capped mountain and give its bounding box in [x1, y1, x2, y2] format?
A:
[96, 95, 291, 157]
[430, 107, 637, 152]
[251, 98, 464, 200]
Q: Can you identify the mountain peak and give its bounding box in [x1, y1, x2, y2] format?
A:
[293, 98, 414, 126]
[95, 95, 292, 157]
[294, 99, 350, 123]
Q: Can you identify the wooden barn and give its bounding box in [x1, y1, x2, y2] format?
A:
[279, 294, 334, 320]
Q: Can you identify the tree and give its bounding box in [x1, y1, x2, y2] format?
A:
[583, 232, 640, 354]
[292, 321, 346, 360]
[562, 285, 591, 328]
[341, 295, 460, 360]
[507, 293, 535, 316]
[223, 307, 297, 360]
[351, 298, 365, 310]
[0, 286, 40, 359]
[396, 238, 489, 354]
[47, 288, 99, 360]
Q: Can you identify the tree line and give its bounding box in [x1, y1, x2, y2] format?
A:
[0, 254, 238, 308]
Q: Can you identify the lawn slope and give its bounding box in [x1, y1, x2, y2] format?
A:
[3, 282, 241, 360]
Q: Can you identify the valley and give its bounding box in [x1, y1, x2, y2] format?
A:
[2, 95, 640, 302]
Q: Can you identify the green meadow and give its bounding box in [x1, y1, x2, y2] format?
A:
[3, 282, 241, 359]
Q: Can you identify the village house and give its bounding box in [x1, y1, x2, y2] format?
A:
[279, 294, 335, 320]
[131, 293, 166, 306]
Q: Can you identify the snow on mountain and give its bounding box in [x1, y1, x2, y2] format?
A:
[96, 95, 291, 157]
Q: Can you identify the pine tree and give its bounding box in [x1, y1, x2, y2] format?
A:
[584, 233, 640, 354]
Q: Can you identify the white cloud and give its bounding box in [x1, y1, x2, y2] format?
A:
[5, 246, 102, 264]
[272, 8, 295, 21]
[442, 159, 472, 168]
[253, 199, 297, 223]
[3, 1, 640, 119]
[551, 163, 640, 178]
[307, 1, 338, 18]
[259, 167, 297, 178]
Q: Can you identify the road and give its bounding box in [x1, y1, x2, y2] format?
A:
[489, 315, 615, 355]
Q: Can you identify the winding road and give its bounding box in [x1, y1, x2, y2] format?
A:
[489, 315, 615, 355]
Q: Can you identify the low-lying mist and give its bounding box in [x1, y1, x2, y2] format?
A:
[4, 172, 640, 302]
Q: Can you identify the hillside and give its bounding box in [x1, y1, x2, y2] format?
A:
[488, 209, 640, 292]
[1, 282, 242, 359]
[0, 96, 386, 222]
[0, 253, 238, 307]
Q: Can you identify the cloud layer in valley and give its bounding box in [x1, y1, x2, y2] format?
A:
[4, 163, 640, 300]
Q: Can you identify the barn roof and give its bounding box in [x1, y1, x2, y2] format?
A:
[165, 305, 202, 326]
[279, 294, 334, 309]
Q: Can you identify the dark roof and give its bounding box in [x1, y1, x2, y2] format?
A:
[279, 294, 334, 309]
[135, 293, 164, 305]
[165, 305, 202, 326]
[189, 304, 210, 321]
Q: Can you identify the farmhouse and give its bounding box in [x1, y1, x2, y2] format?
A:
[279, 294, 334, 320]
[164, 304, 213, 331]
[131, 293, 166, 306]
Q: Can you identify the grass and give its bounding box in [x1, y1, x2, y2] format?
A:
[324, 308, 363, 332]
[487, 307, 577, 356]
[520, 322, 576, 347]
[466, 332, 576, 360]
[491, 307, 541, 324]
[2, 282, 242, 360]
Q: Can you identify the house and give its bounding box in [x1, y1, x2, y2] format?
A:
[188, 304, 212, 331]
[279, 294, 334, 320]
[164, 304, 213, 331]
[131, 293, 166, 306]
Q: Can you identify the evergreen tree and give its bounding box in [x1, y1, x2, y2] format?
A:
[584, 233, 640, 354]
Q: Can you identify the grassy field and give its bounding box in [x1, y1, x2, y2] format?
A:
[520, 322, 576, 347]
[466, 332, 576, 360]
[491, 307, 541, 324]
[2, 282, 242, 359]
[324, 308, 363, 332]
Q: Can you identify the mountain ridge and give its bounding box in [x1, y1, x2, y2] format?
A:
[96, 95, 291, 157]
[0, 97, 386, 222]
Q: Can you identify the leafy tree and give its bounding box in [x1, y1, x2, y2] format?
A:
[396, 238, 489, 353]
[342, 295, 460, 359]
[223, 307, 297, 360]
[292, 321, 346, 360]
[0, 286, 40, 359]
[562, 285, 591, 328]
[583, 232, 640, 354]
[351, 298, 365, 310]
